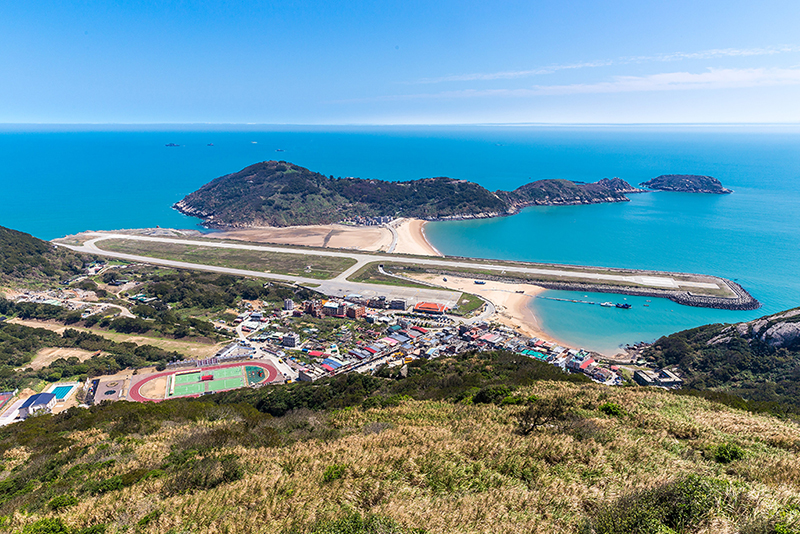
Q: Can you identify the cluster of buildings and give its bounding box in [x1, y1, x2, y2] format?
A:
[231, 293, 625, 386]
[633, 368, 684, 388]
[340, 216, 393, 226]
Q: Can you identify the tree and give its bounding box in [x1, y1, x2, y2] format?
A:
[514, 395, 573, 435]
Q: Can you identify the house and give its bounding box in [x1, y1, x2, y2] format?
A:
[19, 393, 57, 419]
[413, 302, 448, 315]
[282, 333, 300, 348]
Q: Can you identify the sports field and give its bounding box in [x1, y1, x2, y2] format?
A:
[128, 361, 279, 402]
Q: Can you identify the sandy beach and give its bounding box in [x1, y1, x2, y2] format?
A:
[391, 218, 443, 256]
[405, 273, 565, 343]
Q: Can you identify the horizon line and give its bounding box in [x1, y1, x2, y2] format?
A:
[2, 121, 800, 130]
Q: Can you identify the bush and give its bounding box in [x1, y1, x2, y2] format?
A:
[587, 475, 726, 534]
[472, 385, 512, 404]
[286, 511, 410, 534]
[598, 401, 624, 417]
[22, 518, 69, 534]
[714, 442, 745, 464]
[322, 463, 347, 483]
[514, 395, 573, 435]
[48, 494, 78, 511]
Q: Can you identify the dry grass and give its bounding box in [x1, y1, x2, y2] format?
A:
[6, 383, 800, 533]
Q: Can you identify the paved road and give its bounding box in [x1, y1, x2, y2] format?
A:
[63, 232, 726, 292]
[62, 234, 461, 308]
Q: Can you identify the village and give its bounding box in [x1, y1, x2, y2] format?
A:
[0, 258, 686, 424]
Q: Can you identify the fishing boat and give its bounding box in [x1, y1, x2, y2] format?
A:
[600, 302, 614, 307]
[616, 303, 632, 309]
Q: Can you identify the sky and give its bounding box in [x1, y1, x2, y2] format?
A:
[2, 0, 800, 125]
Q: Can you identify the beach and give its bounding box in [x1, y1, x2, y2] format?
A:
[391, 218, 442, 256]
[405, 273, 560, 343]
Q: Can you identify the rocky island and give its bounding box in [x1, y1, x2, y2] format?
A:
[640, 174, 733, 194]
[174, 160, 644, 227]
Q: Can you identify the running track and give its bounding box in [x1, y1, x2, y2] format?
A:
[128, 361, 280, 403]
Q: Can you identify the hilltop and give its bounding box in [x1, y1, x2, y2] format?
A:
[0, 225, 91, 285]
[640, 174, 733, 194]
[2, 350, 800, 534]
[174, 161, 643, 227]
[644, 306, 800, 410]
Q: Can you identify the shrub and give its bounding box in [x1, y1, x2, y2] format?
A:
[514, 395, 573, 435]
[714, 442, 745, 464]
[48, 494, 78, 511]
[22, 518, 69, 534]
[322, 463, 347, 483]
[588, 474, 727, 534]
[472, 385, 512, 404]
[86, 475, 123, 495]
[285, 511, 410, 534]
[598, 401, 625, 417]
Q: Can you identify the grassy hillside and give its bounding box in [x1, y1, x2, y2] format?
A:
[174, 161, 508, 227]
[499, 177, 641, 207]
[0, 226, 90, 285]
[1, 351, 800, 533]
[644, 307, 800, 411]
[174, 161, 642, 227]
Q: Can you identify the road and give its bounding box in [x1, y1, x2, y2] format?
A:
[62, 232, 727, 293]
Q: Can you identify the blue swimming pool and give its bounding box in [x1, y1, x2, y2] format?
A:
[51, 385, 74, 400]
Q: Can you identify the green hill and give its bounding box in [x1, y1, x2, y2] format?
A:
[1, 351, 800, 534]
[644, 307, 800, 409]
[0, 226, 90, 285]
[174, 161, 642, 227]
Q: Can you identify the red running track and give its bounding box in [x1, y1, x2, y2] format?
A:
[128, 361, 279, 403]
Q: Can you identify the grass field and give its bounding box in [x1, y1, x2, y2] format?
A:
[98, 239, 357, 280]
[166, 364, 256, 398]
[207, 377, 245, 392]
[172, 382, 205, 397]
[346, 262, 435, 289]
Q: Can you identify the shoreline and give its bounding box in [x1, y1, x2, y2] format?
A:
[391, 218, 443, 256]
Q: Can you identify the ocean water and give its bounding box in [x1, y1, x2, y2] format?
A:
[1, 125, 799, 353]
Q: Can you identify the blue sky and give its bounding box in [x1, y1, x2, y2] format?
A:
[2, 0, 800, 124]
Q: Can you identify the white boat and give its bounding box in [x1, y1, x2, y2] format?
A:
[600, 302, 614, 307]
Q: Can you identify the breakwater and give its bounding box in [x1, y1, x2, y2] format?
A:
[425, 269, 760, 311]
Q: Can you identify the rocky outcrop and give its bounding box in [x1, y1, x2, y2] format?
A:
[706, 307, 800, 349]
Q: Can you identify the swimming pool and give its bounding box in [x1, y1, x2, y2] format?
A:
[51, 385, 74, 400]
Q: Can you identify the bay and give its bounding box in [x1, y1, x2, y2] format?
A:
[1, 125, 798, 353]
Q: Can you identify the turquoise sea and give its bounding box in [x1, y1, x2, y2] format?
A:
[1, 125, 799, 353]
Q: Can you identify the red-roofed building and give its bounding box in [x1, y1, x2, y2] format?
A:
[413, 302, 448, 315]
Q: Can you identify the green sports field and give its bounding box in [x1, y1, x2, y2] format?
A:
[212, 367, 243, 379]
[172, 382, 206, 397]
[174, 372, 201, 385]
[166, 364, 269, 398]
[207, 377, 245, 392]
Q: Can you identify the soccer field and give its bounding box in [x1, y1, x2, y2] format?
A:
[212, 367, 243, 379]
[207, 377, 245, 392]
[172, 382, 205, 397]
[174, 372, 201, 385]
[143, 362, 277, 401]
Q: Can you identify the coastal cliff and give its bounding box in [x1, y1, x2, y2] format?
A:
[640, 174, 733, 194]
[644, 306, 800, 408]
[174, 161, 644, 227]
